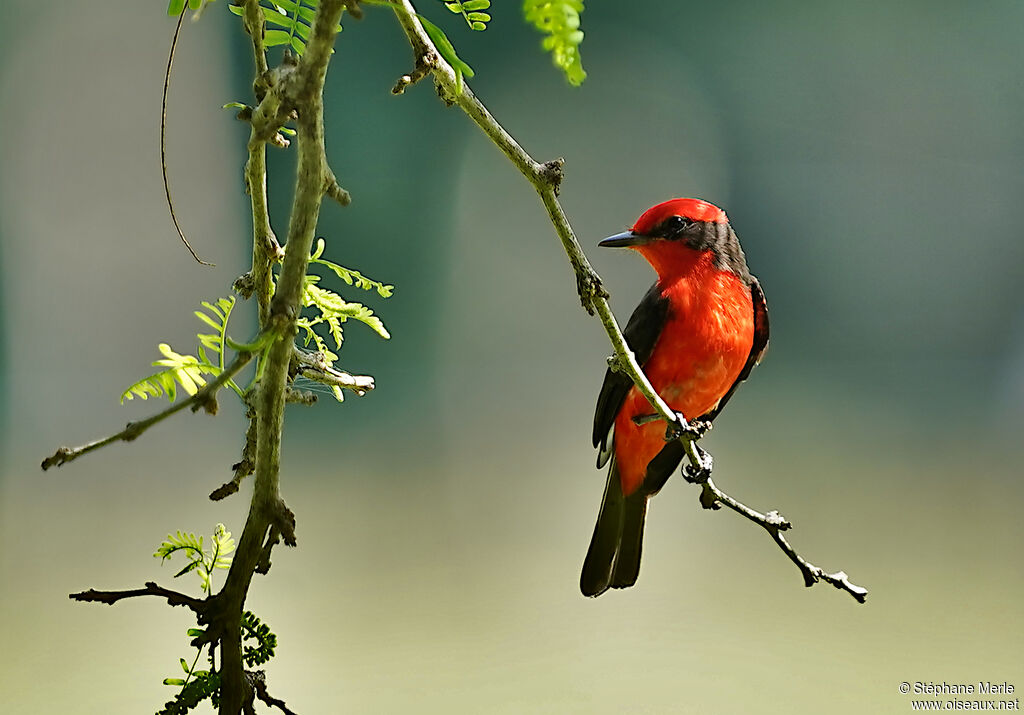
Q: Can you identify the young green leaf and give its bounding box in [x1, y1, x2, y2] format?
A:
[418, 15, 475, 93]
[441, 0, 492, 30]
[265, 29, 294, 47]
[310, 239, 395, 298]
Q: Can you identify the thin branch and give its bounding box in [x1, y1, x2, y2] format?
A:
[686, 470, 869, 602]
[70, 581, 207, 612]
[41, 349, 256, 471]
[240, 0, 270, 76]
[241, 0, 282, 326]
[162, 6, 213, 266]
[387, 0, 866, 602]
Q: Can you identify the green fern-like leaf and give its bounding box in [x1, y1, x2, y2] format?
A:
[121, 298, 245, 404]
[523, 0, 586, 86]
[303, 277, 391, 341]
[155, 531, 205, 565]
[194, 297, 237, 375]
[155, 524, 235, 605]
[284, 239, 392, 401]
[442, 0, 491, 31]
[310, 238, 394, 297]
[157, 670, 220, 715]
[227, 0, 343, 55]
[297, 320, 339, 363]
[211, 524, 235, 570]
[121, 344, 215, 404]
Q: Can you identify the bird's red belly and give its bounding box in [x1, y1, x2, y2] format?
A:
[614, 273, 754, 496]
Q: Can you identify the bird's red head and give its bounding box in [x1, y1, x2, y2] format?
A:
[631, 198, 728, 234]
[599, 198, 738, 281]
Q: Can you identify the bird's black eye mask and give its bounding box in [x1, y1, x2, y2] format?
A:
[653, 215, 700, 239]
[649, 216, 754, 284]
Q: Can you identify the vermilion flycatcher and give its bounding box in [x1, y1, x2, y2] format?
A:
[581, 198, 769, 597]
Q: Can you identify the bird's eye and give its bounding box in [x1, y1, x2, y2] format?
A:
[663, 215, 691, 236]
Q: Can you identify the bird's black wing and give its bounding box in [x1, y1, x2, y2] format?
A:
[593, 283, 670, 460]
[700, 277, 770, 422]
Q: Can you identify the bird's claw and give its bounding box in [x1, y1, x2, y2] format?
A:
[664, 413, 711, 442]
[682, 444, 714, 484]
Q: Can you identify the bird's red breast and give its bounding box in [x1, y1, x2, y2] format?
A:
[614, 244, 755, 497]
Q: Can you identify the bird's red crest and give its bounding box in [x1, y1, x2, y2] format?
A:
[632, 198, 728, 234]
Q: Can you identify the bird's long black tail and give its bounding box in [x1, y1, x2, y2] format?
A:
[580, 458, 649, 597]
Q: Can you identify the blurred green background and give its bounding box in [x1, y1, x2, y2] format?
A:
[2, 1, 1022, 713]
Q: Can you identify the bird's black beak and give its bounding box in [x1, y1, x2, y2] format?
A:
[599, 231, 651, 248]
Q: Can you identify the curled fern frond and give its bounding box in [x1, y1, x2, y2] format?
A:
[227, 0, 343, 56]
[241, 611, 278, 667]
[441, 0, 491, 31]
[522, 0, 587, 86]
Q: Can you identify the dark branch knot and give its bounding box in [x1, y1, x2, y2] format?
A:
[683, 444, 714, 488]
[233, 272, 257, 299]
[539, 158, 565, 193]
[41, 447, 73, 471]
[575, 267, 606, 315]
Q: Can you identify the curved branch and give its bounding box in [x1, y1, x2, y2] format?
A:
[688, 470, 869, 602]
[162, 7, 213, 266]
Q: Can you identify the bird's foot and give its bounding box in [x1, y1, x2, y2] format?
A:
[682, 443, 714, 485]
[664, 413, 711, 442]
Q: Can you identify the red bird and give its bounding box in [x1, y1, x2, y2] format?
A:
[581, 198, 769, 597]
